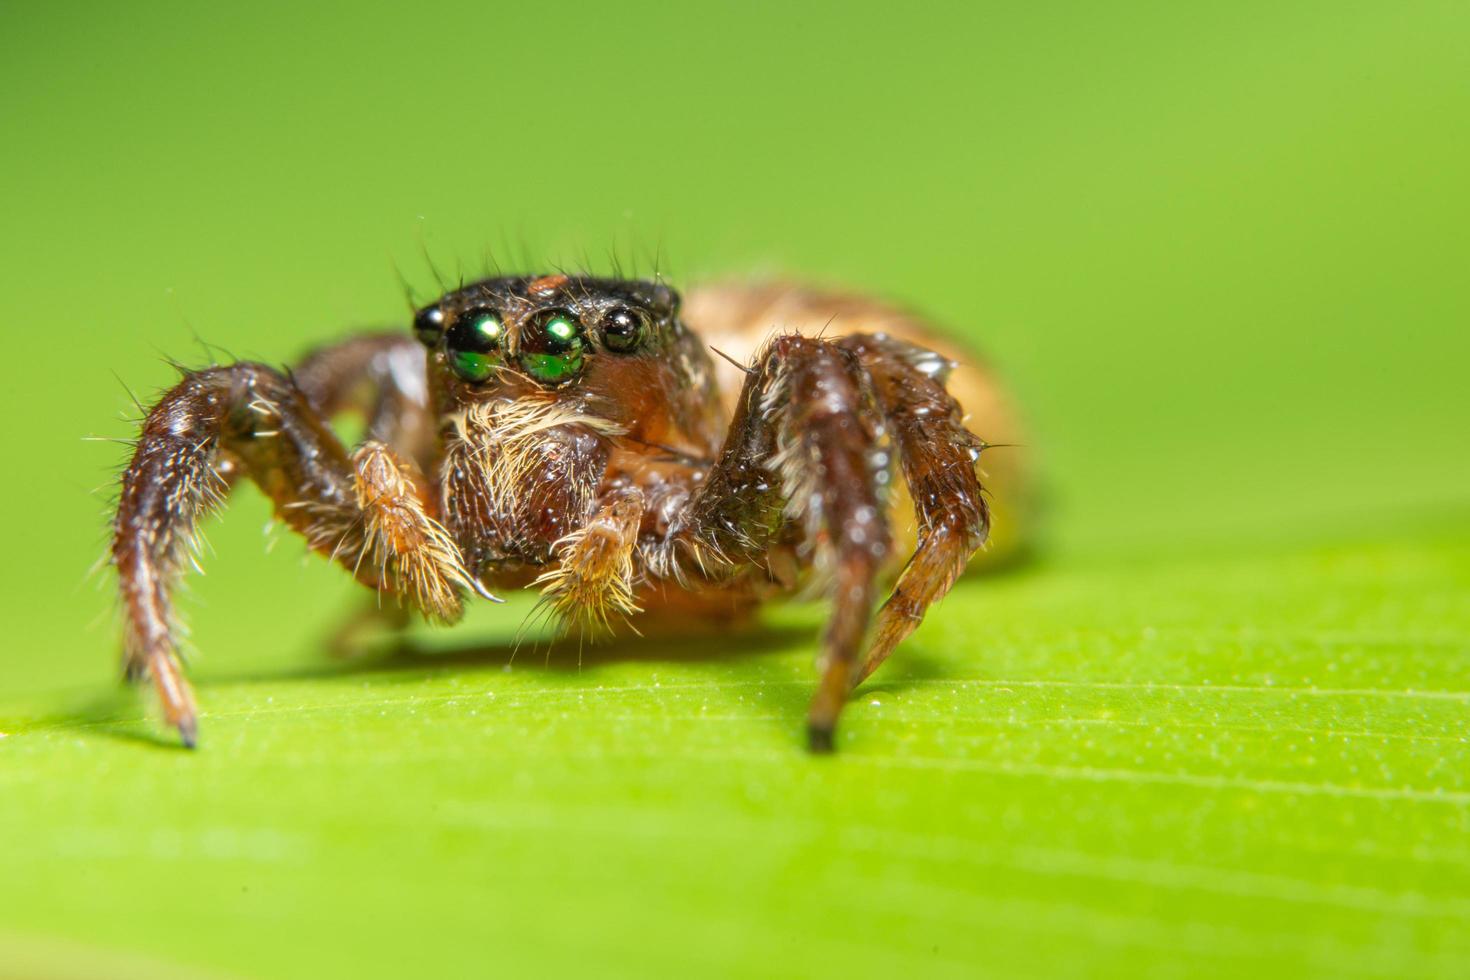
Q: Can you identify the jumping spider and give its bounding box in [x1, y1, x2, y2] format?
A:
[111, 276, 1027, 751]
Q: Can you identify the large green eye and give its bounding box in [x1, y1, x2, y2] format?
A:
[445, 307, 505, 383]
[518, 308, 587, 385]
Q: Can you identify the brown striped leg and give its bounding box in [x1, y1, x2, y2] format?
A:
[838, 335, 991, 685]
[294, 333, 448, 659]
[654, 335, 891, 752]
[292, 333, 435, 468]
[112, 363, 475, 746]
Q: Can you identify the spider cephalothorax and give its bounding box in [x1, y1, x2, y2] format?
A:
[417, 275, 725, 579]
[110, 274, 1028, 751]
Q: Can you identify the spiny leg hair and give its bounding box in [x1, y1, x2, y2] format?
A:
[838, 334, 991, 684]
[653, 334, 893, 751]
[112, 362, 476, 746]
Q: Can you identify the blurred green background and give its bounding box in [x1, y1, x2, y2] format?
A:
[2, 1, 1468, 977]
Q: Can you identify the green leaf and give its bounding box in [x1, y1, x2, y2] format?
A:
[3, 523, 1468, 978]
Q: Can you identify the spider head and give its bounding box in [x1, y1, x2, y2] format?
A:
[412, 274, 682, 394]
[415, 274, 719, 567]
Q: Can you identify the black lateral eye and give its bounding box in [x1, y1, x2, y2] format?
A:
[601, 306, 648, 354]
[413, 305, 445, 347]
[651, 284, 680, 317]
[444, 306, 506, 383]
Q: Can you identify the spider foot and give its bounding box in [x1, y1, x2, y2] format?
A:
[807, 721, 836, 754]
[176, 715, 199, 750]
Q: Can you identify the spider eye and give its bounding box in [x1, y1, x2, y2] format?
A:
[413, 305, 445, 346]
[444, 307, 505, 383]
[601, 306, 648, 354]
[518, 308, 587, 385]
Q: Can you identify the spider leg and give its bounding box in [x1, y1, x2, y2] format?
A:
[293, 333, 448, 655]
[292, 333, 434, 468]
[653, 335, 891, 752]
[112, 363, 477, 746]
[837, 334, 991, 685]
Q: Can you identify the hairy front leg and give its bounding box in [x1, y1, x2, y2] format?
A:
[292, 333, 448, 655]
[838, 334, 991, 684]
[112, 363, 476, 745]
[653, 335, 891, 751]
